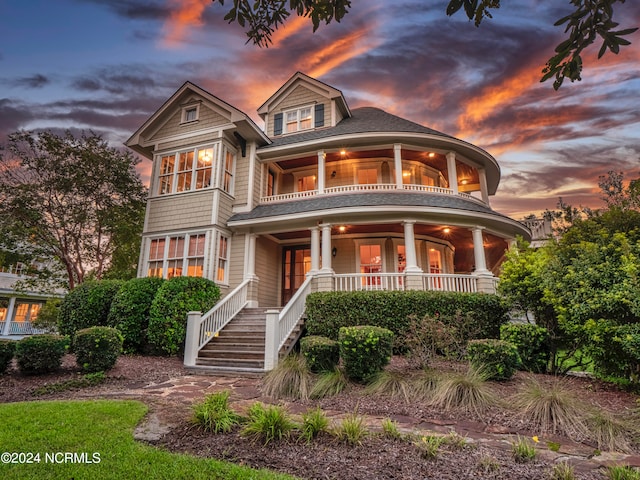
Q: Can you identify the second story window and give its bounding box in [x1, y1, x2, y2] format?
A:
[156, 146, 215, 196]
[297, 175, 316, 192]
[285, 106, 312, 133]
[223, 149, 235, 193]
[267, 170, 276, 196]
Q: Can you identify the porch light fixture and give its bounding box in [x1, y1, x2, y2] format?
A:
[338, 225, 346, 233]
[340, 149, 346, 156]
[428, 152, 435, 158]
[443, 227, 451, 234]
[460, 179, 469, 185]
[332, 247, 337, 257]
[402, 171, 411, 177]
[331, 170, 337, 177]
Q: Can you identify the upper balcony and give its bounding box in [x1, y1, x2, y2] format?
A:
[258, 145, 491, 207]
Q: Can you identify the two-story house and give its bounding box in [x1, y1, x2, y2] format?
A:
[126, 72, 531, 373]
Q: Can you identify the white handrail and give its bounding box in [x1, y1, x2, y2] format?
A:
[277, 275, 313, 350]
[197, 279, 251, 350]
[260, 190, 318, 203]
[422, 273, 478, 292]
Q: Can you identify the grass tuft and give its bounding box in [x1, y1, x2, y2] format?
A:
[380, 418, 402, 439]
[414, 434, 444, 460]
[429, 365, 497, 417]
[262, 354, 312, 400]
[242, 402, 297, 445]
[585, 409, 635, 453]
[191, 390, 241, 434]
[511, 435, 536, 463]
[550, 461, 575, 480]
[511, 377, 588, 439]
[409, 368, 440, 401]
[606, 465, 640, 480]
[365, 370, 412, 402]
[335, 412, 368, 446]
[310, 367, 349, 399]
[300, 407, 329, 443]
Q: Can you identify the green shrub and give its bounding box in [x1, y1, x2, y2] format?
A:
[0, 340, 16, 374]
[305, 290, 508, 342]
[58, 280, 125, 337]
[585, 321, 640, 382]
[147, 277, 220, 355]
[467, 339, 521, 381]
[73, 326, 123, 372]
[300, 407, 329, 443]
[338, 325, 393, 382]
[15, 334, 68, 375]
[107, 277, 165, 354]
[300, 335, 340, 373]
[242, 402, 296, 445]
[500, 323, 550, 373]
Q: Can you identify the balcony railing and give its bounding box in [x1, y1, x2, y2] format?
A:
[260, 183, 484, 205]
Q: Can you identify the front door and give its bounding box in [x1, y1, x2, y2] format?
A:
[282, 246, 312, 304]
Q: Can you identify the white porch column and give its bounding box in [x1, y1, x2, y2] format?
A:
[317, 150, 326, 194]
[471, 226, 489, 274]
[394, 144, 403, 188]
[309, 226, 320, 273]
[183, 310, 201, 368]
[244, 233, 258, 280]
[478, 167, 490, 205]
[2, 297, 16, 336]
[320, 223, 333, 273]
[403, 221, 422, 273]
[446, 152, 458, 194]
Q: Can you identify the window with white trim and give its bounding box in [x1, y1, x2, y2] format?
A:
[284, 106, 313, 133]
[216, 235, 229, 283]
[222, 148, 235, 193]
[146, 233, 206, 279]
[156, 145, 215, 196]
[181, 104, 199, 123]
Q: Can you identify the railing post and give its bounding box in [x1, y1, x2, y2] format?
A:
[264, 309, 281, 371]
[184, 311, 202, 368]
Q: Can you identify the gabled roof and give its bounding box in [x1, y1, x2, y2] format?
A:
[256, 72, 351, 120]
[125, 81, 269, 158]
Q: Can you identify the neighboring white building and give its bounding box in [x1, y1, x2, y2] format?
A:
[0, 265, 49, 337]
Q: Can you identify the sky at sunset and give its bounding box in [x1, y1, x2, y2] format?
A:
[1, 0, 639, 218]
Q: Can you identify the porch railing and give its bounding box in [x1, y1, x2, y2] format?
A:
[259, 183, 487, 205]
[265, 275, 313, 370]
[200, 279, 251, 349]
[5, 321, 47, 335]
[422, 273, 477, 292]
[334, 273, 405, 291]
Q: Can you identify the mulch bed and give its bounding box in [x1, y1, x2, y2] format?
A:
[1, 354, 638, 479]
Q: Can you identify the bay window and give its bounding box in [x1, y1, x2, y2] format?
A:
[156, 145, 216, 196]
[147, 233, 207, 279]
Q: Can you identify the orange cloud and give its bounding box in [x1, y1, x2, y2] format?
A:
[161, 0, 210, 48]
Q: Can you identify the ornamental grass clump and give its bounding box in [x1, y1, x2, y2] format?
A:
[414, 434, 444, 460]
[310, 366, 349, 399]
[380, 418, 402, 439]
[511, 377, 588, 440]
[242, 402, 297, 445]
[429, 365, 498, 417]
[262, 353, 312, 400]
[585, 409, 635, 453]
[511, 435, 536, 463]
[335, 412, 368, 446]
[191, 390, 241, 434]
[550, 462, 576, 480]
[365, 370, 412, 402]
[606, 465, 640, 480]
[300, 407, 329, 443]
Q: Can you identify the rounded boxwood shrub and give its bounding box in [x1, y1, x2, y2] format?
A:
[338, 325, 394, 383]
[0, 340, 16, 374]
[58, 280, 125, 337]
[466, 339, 521, 381]
[147, 276, 221, 355]
[300, 335, 340, 373]
[500, 323, 550, 373]
[107, 277, 165, 354]
[74, 326, 123, 372]
[15, 334, 69, 375]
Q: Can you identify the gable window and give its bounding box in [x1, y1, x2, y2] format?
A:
[156, 145, 216, 196]
[147, 233, 206, 279]
[284, 106, 313, 133]
[181, 104, 199, 123]
[216, 235, 229, 283]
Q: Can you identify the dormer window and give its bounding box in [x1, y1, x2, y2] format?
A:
[273, 103, 324, 135]
[181, 104, 199, 123]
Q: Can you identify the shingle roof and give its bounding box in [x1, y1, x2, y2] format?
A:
[229, 192, 509, 223]
[261, 107, 456, 149]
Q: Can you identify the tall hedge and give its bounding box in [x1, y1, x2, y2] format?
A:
[305, 291, 508, 341]
[147, 276, 221, 355]
[58, 280, 125, 337]
[107, 277, 165, 354]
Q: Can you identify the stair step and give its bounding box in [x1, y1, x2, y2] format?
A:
[198, 350, 264, 360]
[196, 357, 264, 369]
[201, 341, 264, 350]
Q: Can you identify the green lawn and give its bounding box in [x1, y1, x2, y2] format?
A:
[0, 400, 297, 480]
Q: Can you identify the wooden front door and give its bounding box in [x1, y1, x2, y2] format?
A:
[282, 245, 312, 304]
